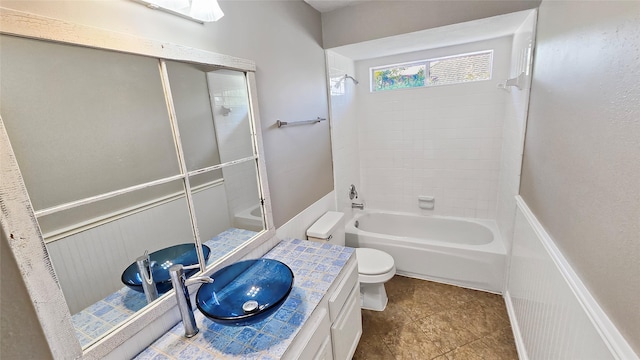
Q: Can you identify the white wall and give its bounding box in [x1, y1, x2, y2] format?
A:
[495, 11, 537, 254]
[520, 0, 640, 353]
[327, 51, 361, 216]
[354, 37, 512, 218]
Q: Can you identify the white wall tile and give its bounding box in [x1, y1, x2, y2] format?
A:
[353, 37, 512, 219]
[327, 51, 362, 214]
[495, 11, 536, 254]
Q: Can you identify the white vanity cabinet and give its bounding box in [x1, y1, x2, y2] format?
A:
[284, 254, 362, 360]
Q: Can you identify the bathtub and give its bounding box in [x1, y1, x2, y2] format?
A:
[345, 211, 506, 293]
[233, 204, 264, 232]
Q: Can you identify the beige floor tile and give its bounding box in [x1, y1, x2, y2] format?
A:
[458, 301, 511, 338]
[380, 322, 444, 360]
[353, 332, 395, 360]
[392, 293, 450, 320]
[385, 275, 420, 294]
[480, 327, 519, 360]
[425, 281, 478, 308]
[470, 290, 504, 309]
[415, 309, 480, 353]
[357, 276, 517, 360]
[444, 339, 492, 360]
[361, 308, 408, 337]
[380, 298, 416, 323]
[389, 279, 465, 319]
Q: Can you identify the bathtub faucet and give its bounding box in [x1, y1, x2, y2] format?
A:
[351, 202, 364, 210]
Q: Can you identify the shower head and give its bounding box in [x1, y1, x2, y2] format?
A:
[345, 74, 359, 85]
[334, 74, 359, 88]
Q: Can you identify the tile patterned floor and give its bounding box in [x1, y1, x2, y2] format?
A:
[354, 276, 518, 360]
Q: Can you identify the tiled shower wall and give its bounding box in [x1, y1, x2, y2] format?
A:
[327, 51, 361, 216]
[354, 37, 512, 219]
[496, 11, 537, 253]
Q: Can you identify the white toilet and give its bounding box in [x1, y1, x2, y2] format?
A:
[307, 211, 396, 311]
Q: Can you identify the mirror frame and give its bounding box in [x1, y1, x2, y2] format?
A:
[0, 8, 275, 359]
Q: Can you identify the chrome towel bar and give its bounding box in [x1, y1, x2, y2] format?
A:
[276, 117, 326, 128]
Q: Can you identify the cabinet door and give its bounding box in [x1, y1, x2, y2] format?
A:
[284, 306, 332, 360]
[331, 285, 363, 360]
[313, 334, 333, 360]
[328, 259, 358, 322]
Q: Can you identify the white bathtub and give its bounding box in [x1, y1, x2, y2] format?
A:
[233, 204, 264, 232]
[345, 211, 506, 293]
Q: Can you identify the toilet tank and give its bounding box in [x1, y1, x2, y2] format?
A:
[306, 211, 345, 246]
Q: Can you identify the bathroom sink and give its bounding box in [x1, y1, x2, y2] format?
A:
[196, 259, 294, 326]
[121, 244, 211, 294]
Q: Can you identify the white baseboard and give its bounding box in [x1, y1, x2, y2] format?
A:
[503, 290, 529, 360]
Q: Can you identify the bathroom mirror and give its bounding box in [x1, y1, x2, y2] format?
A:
[0, 10, 269, 354]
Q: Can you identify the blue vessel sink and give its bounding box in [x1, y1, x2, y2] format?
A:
[196, 259, 294, 326]
[121, 244, 211, 294]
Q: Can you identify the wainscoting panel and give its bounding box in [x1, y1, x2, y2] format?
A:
[47, 184, 231, 314]
[505, 196, 637, 360]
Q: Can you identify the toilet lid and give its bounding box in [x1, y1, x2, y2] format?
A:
[356, 248, 395, 275]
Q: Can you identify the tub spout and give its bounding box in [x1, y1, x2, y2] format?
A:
[352, 202, 364, 210]
[169, 264, 213, 338]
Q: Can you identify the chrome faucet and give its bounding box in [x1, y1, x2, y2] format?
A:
[169, 264, 213, 338]
[351, 202, 364, 210]
[349, 185, 363, 209]
[348, 184, 358, 200]
[136, 251, 158, 303]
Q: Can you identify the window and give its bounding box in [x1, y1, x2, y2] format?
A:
[370, 50, 493, 92]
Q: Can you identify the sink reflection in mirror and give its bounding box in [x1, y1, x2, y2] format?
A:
[42, 181, 196, 347]
[121, 243, 212, 295]
[1, 32, 266, 349]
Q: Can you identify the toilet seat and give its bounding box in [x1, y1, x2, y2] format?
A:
[356, 248, 396, 284]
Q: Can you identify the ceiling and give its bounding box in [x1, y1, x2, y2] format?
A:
[326, 9, 534, 60]
[304, 0, 363, 13]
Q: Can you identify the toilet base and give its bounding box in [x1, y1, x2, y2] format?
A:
[360, 282, 388, 311]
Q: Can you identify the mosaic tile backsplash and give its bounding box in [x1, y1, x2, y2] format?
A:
[133, 239, 354, 359]
[72, 228, 257, 347]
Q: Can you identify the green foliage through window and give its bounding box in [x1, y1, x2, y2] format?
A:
[373, 64, 426, 91]
[371, 51, 493, 92]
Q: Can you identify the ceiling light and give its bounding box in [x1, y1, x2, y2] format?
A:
[190, 0, 224, 22]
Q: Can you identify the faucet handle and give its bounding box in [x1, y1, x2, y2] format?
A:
[348, 184, 358, 200]
[182, 264, 201, 271]
[185, 276, 213, 287]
